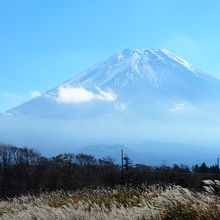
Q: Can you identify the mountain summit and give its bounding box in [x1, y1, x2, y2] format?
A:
[6, 48, 220, 118]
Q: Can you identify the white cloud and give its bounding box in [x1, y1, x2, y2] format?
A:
[115, 103, 127, 111]
[56, 86, 116, 104]
[169, 102, 200, 114]
[95, 87, 116, 102]
[30, 91, 42, 98]
[170, 103, 185, 113]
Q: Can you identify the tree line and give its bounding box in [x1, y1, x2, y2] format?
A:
[0, 143, 218, 198]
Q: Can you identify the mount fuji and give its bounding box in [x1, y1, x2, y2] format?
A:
[6, 48, 220, 118]
[1, 48, 220, 164]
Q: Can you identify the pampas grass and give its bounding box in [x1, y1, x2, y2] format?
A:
[0, 180, 219, 220]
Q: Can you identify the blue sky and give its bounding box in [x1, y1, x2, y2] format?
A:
[1, 0, 220, 112]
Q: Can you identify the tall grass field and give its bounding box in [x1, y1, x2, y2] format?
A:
[0, 180, 219, 220]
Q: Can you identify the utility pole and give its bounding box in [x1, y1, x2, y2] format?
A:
[121, 149, 124, 178]
[217, 157, 219, 180]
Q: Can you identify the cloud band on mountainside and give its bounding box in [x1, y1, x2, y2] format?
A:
[30, 91, 42, 98]
[56, 86, 116, 104]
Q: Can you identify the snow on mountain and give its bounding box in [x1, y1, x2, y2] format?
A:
[6, 48, 220, 118]
[59, 48, 216, 92]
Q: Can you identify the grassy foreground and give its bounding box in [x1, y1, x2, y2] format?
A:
[0, 180, 220, 220]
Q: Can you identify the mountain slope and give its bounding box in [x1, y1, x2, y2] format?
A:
[6, 48, 220, 118]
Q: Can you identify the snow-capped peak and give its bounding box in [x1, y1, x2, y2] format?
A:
[116, 48, 197, 73]
[45, 48, 218, 99]
[159, 48, 197, 73]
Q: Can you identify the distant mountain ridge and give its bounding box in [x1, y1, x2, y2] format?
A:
[79, 141, 217, 166]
